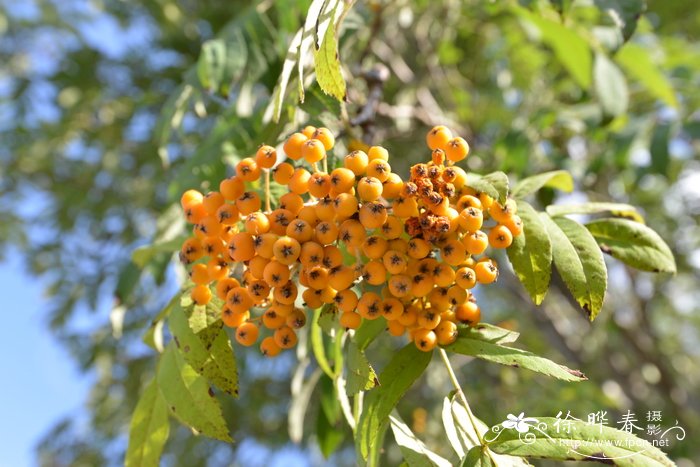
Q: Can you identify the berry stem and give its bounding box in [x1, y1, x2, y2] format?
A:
[264, 169, 271, 212]
[438, 347, 486, 446]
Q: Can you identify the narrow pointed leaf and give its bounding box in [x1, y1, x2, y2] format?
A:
[466, 172, 509, 205]
[314, 2, 346, 101]
[616, 42, 678, 108]
[594, 52, 629, 117]
[347, 340, 378, 395]
[485, 417, 673, 466]
[157, 343, 232, 442]
[546, 202, 641, 222]
[356, 345, 432, 460]
[126, 378, 170, 467]
[512, 170, 574, 198]
[389, 413, 452, 467]
[586, 218, 676, 273]
[507, 200, 552, 305]
[541, 214, 607, 320]
[445, 332, 586, 382]
[169, 303, 238, 396]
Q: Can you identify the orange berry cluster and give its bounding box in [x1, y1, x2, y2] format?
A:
[178, 125, 523, 355]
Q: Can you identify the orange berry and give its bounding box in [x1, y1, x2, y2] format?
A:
[426, 126, 453, 151]
[299, 241, 324, 267]
[387, 320, 406, 337]
[357, 292, 382, 320]
[456, 194, 482, 211]
[366, 159, 391, 182]
[262, 307, 286, 329]
[444, 137, 469, 162]
[359, 202, 388, 230]
[286, 219, 313, 243]
[226, 286, 254, 313]
[202, 192, 225, 215]
[283, 132, 308, 161]
[334, 289, 359, 313]
[302, 139, 326, 164]
[488, 225, 513, 249]
[455, 301, 480, 325]
[206, 258, 230, 281]
[503, 214, 524, 237]
[308, 172, 331, 198]
[216, 277, 241, 300]
[382, 173, 403, 199]
[244, 212, 270, 234]
[413, 328, 437, 352]
[274, 326, 298, 349]
[357, 177, 383, 202]
[273, 162, 295, 185]
[459, 207, 484, 232]
[312, 127, 335, 150]
[191, 284, 212, 305]
[253, 232, 278, 259]
[216, 204, 239, 225]
[228, 232, 255, 262]
[455, 267, 477, 289]
[236, 191, 262, 216]
[474, 260, 498, 284]
[329, 168, 356, 193]
[315, 221, 339, 245]
[219, 177, 245, 201]
[181, 189, 204, 209]
[363, 260, 387, 286]
[190, 263, 210, 285]
[301, 125, 317, 138]
[255, 145, 277, 169]
[367, 145, 389, 161]
[340, 311, 362, 329]
[306, 265, 329, 290]
[288, 168, 311, 195]
[260, 336, 282, 357]
[344, 150, 368, 175]
[436, 320, 458, 346]
[462, 230, 488, 256]
[362, 235, 388, 259]
[268, 208, 294, 235]
[381, 298, 404, 321]
[489, 199, 517, 223]
[333, 193, 359, 221]
[287, 308, 307, 329]
[273, 236, 301, 265]
[221, 308, 249, 328]
[236, 158, 261, 182]
[236, 322, 260, 346]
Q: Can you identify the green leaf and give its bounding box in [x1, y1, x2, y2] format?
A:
[125, 378, 170, 467]
[157, 343, 232, 442]
[594, 52, 629, 117]
[346, 340, 378, 396]
[586, 218, 676, 273]
[445, 331, 586, 382]
[316, 396, 346, 458]
[169, 303, 238, 397]
[313, 2, 346, 102]
[442, 397, 466, 458]
[594, 0, 646, 42]
[356, 345, 432, 460]
[513, 6, 592, 88]
[354, 315, 387, 351]
[143, 293, 180, 352]
[460, 323, 520, 345]
[266, 28, 303, 123]
[311, 308, 334, 378]
[485, 417, 673, 466]
[131, 236, 187, 269]
[197, 39, 227, 91]
[466, 171, 509, 205]
[541, 214, 608, 320]
[389, 413, 452, 467]
[546, 202, 642, 222]
[507, 200, 552, 305]
[616, 42, 678, 108]
[461, 447, 496, 467]
[512, 170, 574, 198]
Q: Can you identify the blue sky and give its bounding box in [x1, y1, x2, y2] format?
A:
[0, 250, 90, 466]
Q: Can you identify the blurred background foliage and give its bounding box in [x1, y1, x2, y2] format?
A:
[1, 0, 699, 465]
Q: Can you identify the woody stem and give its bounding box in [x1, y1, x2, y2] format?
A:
[438, 348, 486, 446]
